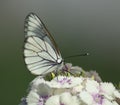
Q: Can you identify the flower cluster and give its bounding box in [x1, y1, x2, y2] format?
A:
[19, 64, 120, 105]
[19, 77, 120, 105]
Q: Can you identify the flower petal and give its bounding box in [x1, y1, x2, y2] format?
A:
[45, 95, 60, 105]
[60, 92, 79, 105]
[86, 79, 99, 94]
[79, 91, 93, 105]
[27, 90, 39, 105]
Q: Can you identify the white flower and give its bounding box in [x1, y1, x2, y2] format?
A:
[84, 70, 102, 82]
[100, 82, 120, 100]
[62, 63, 84, 75]
[71, 85, 83, 94]
[60, 92, 79, 105]
[79, 80, 120, 105]
[45, 92, 80, 105]
[36, 83, 53, 96]
[27, 89, 51, 105]
[79, 91, 93, 105]
[51, 76, 83, 88]
[85, 79, 99, 94]
[26, 90, 40, 105]
[79, 90, 117, 105]
[31, 76, 45, 89]
[46, 76, 84, 95]
[24, 76, 120, 105]
[100, 82, 115, 96]
[45, 95, 60, 105]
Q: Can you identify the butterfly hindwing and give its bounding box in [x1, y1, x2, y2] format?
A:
[24, 13, 63, 75]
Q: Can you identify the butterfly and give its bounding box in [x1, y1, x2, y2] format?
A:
[24, 13, 64, 75]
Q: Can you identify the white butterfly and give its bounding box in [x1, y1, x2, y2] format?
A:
[24, 13, 63, 75]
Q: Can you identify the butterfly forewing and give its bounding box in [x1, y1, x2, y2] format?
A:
[24, 13, 63, 75]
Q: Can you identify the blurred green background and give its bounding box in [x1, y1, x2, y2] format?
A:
[0, 0, 120, 105]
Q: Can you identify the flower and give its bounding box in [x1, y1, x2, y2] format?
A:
[85, 70, 102, 82]
[22, 76, 120, 105]
[100, 82, 116, 96]
[45, 95, 60, 105]
[59, 92, 79, 105]
[61, 63, 84, 76]
[79, 80, 120, 105]
[62, 63, 102, 83]
[51, 76, 83, 88]
[45, 92, 80, 105]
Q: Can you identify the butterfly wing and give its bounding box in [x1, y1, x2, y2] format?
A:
[24, 13, 63, 75]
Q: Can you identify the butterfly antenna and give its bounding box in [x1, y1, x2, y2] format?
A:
[64, 53, 89, 59]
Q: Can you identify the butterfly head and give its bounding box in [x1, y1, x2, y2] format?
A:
[57, 58, 63, 64]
